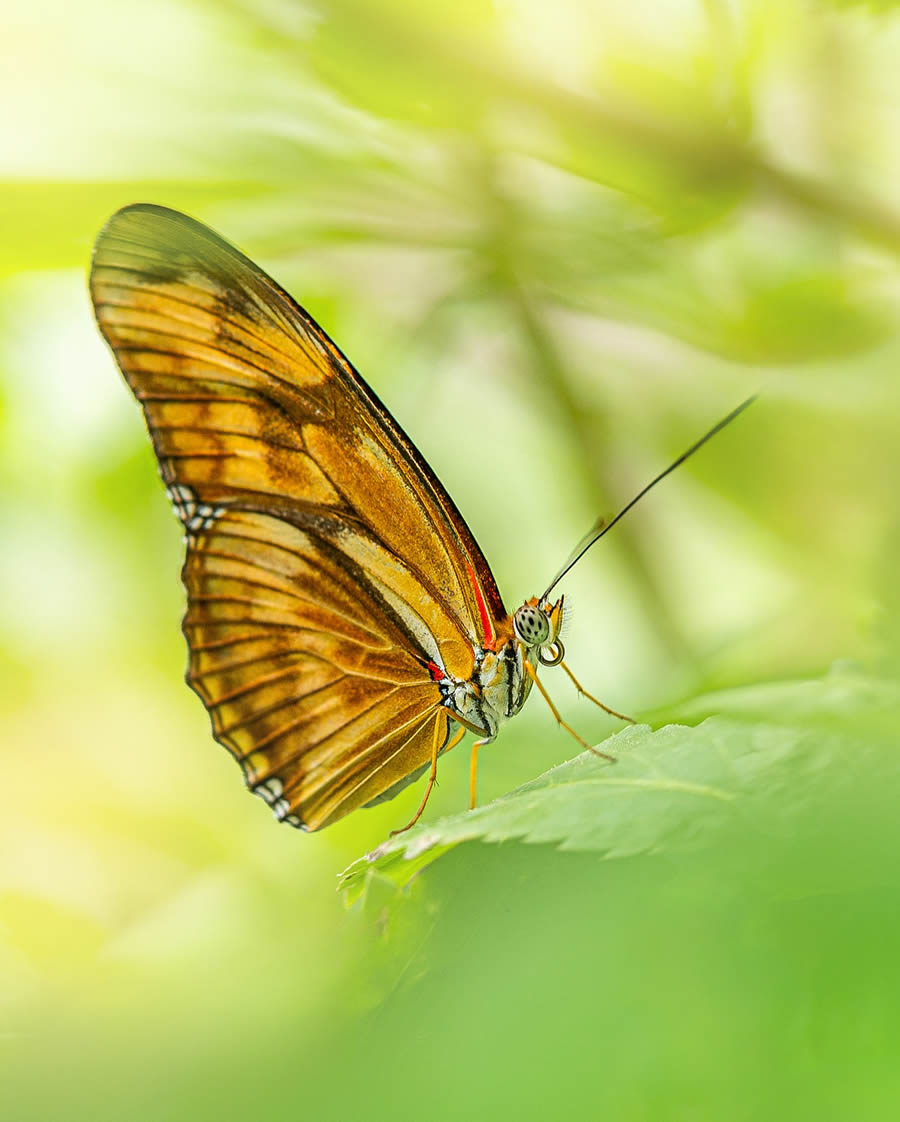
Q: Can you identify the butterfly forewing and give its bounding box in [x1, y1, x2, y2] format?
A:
[90, 204, 504, 829]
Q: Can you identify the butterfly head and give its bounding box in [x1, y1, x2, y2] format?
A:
[513, 595, 566, 667]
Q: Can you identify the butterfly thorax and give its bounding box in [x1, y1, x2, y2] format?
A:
[437, 595, 565, 741]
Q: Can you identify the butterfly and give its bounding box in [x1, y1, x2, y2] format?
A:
[90, 204, 753, 833]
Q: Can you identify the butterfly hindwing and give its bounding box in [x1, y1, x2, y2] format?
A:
[183, 510, 451, 828]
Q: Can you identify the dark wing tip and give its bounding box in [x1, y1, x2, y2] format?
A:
[90, 202, 267, 299]
[90, 203, 181, 294]
[91, 202, 231, 267]
[91, 201, 184, 256]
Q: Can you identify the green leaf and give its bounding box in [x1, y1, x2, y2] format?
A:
[339, 673, 900, 900]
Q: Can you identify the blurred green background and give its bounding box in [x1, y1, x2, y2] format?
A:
[3, 0, 900, 1118]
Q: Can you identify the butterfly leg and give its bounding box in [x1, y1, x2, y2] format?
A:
[559, 660, 635, 724]
[469, 739, 486, 810]
[390, 718, 466, 836]
[524, 659, 616, 762]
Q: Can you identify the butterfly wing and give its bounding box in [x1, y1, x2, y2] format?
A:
[90, 204, 506, 829]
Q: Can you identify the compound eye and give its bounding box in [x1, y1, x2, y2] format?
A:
[513, 603, 551, 646]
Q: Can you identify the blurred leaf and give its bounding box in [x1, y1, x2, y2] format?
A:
[711, 267, 889, 362]
[552, 75, 751, 232]
[340, 671, 899, 899]
[305, 0, 502, 129]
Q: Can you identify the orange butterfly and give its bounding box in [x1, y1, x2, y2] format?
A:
[91, 205, 752, 833]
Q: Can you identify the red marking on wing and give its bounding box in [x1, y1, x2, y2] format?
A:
[466, 562, 496, 650]
[426, 660, 444, 682]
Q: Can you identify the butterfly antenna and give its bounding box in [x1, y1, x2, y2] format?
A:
[541, 396, 756, 600]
